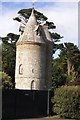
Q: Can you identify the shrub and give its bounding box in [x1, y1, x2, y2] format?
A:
[51, 86, 80, 119]
[0, 71, 14, 89]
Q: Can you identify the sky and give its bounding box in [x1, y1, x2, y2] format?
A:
[0, 1, 79, 48]
[0, 0, 79, 2]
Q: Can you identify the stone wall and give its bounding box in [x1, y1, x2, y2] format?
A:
[15, 42, 46, 90]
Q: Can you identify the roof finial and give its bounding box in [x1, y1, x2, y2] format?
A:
[32, 0, 36, 9]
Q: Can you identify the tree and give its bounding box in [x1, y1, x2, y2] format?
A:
[13, 8, 63, 41]
[14, 8, 55, 28]
[52, 42, 80, 89]
[59, 43, 80, 82]
[52, 58, 67, 89]
[0, 71, 14, 89]
[1, 33, 19, 85]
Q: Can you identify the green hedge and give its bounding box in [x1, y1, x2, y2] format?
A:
[51, 86, 80, 119]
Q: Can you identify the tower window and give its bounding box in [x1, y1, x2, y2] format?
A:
[32, 69, 34, 73]
[36, 29, 40, 36]
[34, 25, 41, 36]
[19, 64, 23, 74]
[31, 80, 35, 90]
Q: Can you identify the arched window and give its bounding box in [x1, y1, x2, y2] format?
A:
[19, 64, 23, 74]
[31, 80, 35, 90]
[32, 69, 34, 73]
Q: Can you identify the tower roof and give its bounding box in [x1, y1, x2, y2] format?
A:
[17, 9, 46, 44]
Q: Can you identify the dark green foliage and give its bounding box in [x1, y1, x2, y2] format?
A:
[2, 42, 15, 79]
[59, 43, 80, 82]
[52, 43, 80, 89]
[16, 8, 48, 22]
[7, 33, 20, 43]
[13, 17, 21, 22]
[51, 86, 80, 119]
[2, 33, 20, 43]
[1, 33, 19, 87]
[0, 72, 14, 89]
[46, 21, 56, 29]
[52, 59, 67, 89]
[50, 32, 63, 42]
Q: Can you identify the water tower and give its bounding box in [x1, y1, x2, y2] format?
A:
[15, 9, 53, 90]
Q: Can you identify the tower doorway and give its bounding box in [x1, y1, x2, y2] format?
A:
[31, 80, 35, 90]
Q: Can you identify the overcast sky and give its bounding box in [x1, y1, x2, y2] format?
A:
[0, 1, 79, 47]
[0, 0, 79, 2]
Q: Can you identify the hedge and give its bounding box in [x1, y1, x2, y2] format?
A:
[51, 86, 80, 119]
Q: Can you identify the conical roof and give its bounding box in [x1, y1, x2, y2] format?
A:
[17, 9, 46, 44]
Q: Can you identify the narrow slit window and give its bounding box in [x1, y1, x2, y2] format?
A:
[32, 69, 34, 73]
[19, 64, 23, 74]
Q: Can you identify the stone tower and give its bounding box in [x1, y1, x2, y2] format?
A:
[15, 9, 53, 90]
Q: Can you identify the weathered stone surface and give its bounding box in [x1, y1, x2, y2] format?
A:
[15, 43, 46, 90]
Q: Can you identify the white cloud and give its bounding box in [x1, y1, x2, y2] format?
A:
[0, 6, 20, 37]
[38, 2, 78, 45]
